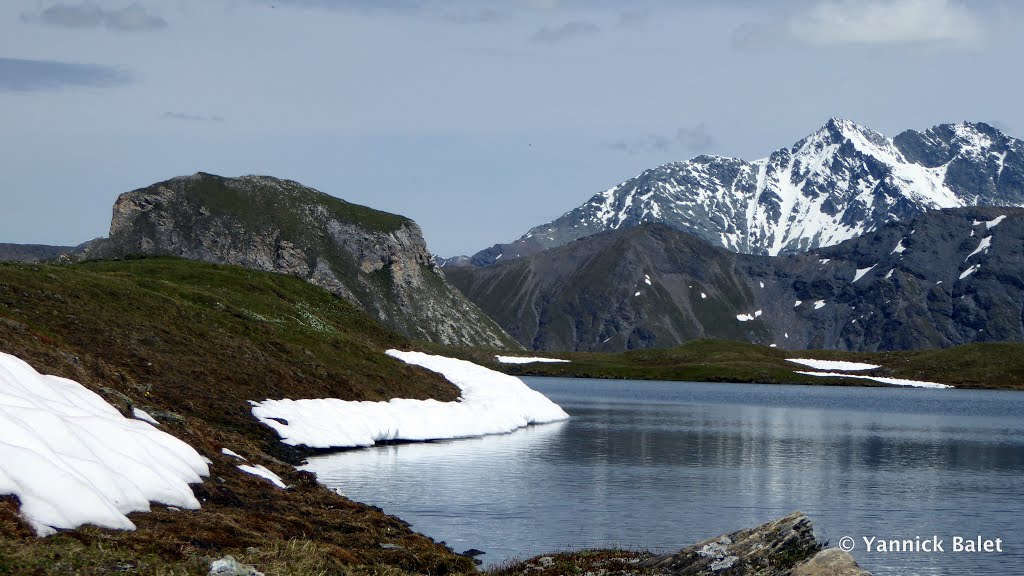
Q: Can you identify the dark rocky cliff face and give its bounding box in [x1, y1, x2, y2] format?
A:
[446, 207, 1024, 352]
[82, 172, 519, 349]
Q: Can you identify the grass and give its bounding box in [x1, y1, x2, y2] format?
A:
[424, 338, 1024, 390]
[0, 257, 476, 575]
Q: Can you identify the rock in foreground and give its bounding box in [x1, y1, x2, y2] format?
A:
[496, 512, 869, 576]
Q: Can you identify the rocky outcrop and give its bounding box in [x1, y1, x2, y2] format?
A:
[642, 512, 869, 576]
[82, 172, 519, 349]
[446, 207, 1024, 352]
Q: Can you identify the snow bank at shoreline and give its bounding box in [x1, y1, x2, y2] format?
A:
[796, 370, 952, 389]
[787, 358, 880, 371]
[0, 352, 209, 536]
[495, 356, 571, 364]
[251, 350, 570, 449]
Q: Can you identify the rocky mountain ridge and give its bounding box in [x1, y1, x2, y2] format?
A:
[452, 119, 1024, 266]
[81, 172, 519, 349]
[445, 206, 1024, 352]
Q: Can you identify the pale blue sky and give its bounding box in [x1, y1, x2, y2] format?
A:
[3, 0, 1023, 256]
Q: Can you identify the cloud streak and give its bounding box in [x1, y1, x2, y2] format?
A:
[0, 57, 133, 92]
[26, 2, 167, 31]
[735, 0, 983, 49]
[610, 123, 716, 155]
[531, 21, 600, 44]
[161, 112, 226, 123]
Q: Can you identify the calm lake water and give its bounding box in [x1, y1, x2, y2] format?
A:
[304, 378, 1024, 576]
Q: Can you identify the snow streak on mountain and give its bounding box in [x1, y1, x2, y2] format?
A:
[458, 119, 1024, 265]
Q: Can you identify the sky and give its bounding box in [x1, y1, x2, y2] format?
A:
[2, 0, 1023, 256]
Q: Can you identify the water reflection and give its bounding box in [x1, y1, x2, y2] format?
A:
[306, 379, 1024, 575]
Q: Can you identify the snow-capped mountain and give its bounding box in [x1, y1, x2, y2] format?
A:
[457, 119, 1024, 264]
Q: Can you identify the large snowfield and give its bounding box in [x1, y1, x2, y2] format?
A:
[0, 352, 209, 536]
[251, 350, 570, 449]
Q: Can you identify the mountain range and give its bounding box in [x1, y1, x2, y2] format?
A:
[449, 119, 1024, 266]
[445, 207, 1024, 352]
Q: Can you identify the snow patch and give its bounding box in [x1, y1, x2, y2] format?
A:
[885, 269, 894, 279]
[796, 371, 952, 389]
[237, 464, 286, 489]
[852, 265, 876, 283]
[819, 258, 830, 265]
[736, 310, 763, 322]
[132, 407, 159, 426]
[759, 281, 765, 288]
[251, 351, 570, 449]
[634, 291, 641, 297]
[496, 356, 571, 364]
[0, 352, 209, 536]
[701, 292, 707, 299]
[965, 236, 991, 261]
[794, 300, 802, 307]
[787, 358, 879, 371]
[813, 300, 826, 310]
[986, 215, 1007, 228]
[644, 274, 651, 285]
[221, 448, 246, 461]
[892, 239, 906, 254]
[959, 264, 980, 280]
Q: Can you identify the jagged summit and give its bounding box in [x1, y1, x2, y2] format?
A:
[453, 119, 1024, 266]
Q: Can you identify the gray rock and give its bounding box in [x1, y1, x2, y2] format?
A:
[79, 172, 519, 349]
[208, 555, 264, 576]
[642, 511, 822, 575]
[791, 548, 871, 576]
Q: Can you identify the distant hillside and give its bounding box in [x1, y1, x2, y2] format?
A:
[455, 119, 1024, 266]
[0, 243, 74, 262]
[445, 207, 1024, 352]
[81, 172, 518, 349]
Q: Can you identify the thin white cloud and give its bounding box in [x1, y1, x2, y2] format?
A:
[26, 2, 167, 31]
[610, 123, 716, 155]
[531, 20, 600, 44]
[788, 0, 982, 46]
[161, 112, 226, 123]
[0, 57, 132, 92]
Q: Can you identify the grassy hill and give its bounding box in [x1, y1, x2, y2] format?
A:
[429, 339, 1024, 390]
[0, 256, 475, 575]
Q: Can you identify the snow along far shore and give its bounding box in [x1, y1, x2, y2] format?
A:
[786, 358, 880, 371]
[251, 350, 570, 449]
[0, 352, 209, 536]
[796, 371, 952, 389]
[495, 355, 571, 364]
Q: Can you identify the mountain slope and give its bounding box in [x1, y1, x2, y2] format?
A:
[82, 172, 519, 349]
[0, 243, 75, 262]
[445, 207, 1024, 352]
[456, 119, 1024, 265]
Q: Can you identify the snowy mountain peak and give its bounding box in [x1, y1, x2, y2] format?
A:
[457, 120, 1024, 266]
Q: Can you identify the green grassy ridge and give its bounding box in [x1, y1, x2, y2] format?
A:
[0, 256, 476, 575]
[425, 339, 1024, 390]
[188, 172, 411, 234]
